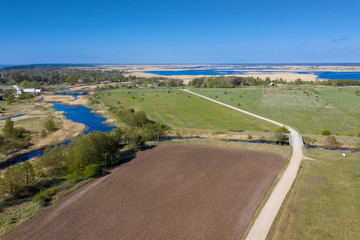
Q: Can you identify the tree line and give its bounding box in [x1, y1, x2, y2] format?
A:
[0, 65, 183, 88]
[0, 109, 166, 201]
[1, 68, 133, 86]
[189, 76, 273, 88]
[189, 76, 360, 88]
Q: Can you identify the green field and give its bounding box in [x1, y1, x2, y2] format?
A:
[192, 87, 360, 135]
[268, 148, 360, 239]
[97, 90, 277, 132]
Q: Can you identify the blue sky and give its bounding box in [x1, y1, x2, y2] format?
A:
[1, 0, 359, 64]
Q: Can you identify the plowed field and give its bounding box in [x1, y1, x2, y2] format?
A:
[4, 143, 285, 240]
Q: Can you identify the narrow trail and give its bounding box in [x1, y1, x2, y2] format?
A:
[183, 89, 304, 240]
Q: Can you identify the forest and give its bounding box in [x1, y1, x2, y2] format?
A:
[0, 64, 165, 87]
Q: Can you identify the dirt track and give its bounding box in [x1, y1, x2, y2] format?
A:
[4, 144, 285, 240]
[184, 90, 304, 240]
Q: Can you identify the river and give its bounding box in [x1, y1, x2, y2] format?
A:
[0, 97, 116, 169]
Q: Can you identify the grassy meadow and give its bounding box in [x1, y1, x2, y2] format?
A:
[268, 148, 360, 239]
[192, 86, 360, 135]
[97, 90, 277, 132]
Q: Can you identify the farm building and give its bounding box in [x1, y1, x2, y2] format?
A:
[23, 88, 42, 93]
[12, 85, 42, 96]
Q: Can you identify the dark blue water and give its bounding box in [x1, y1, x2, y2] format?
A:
[1, 100, 116, 169]
[51, 102, 116, 134]
[56, 88, 69, 92]
[56, 93, 86, 100]
[306, 145, 354, 151]
[165, 66, 206, 69]
[145, 67, 360, 80]
[0, 114, 27, 121]
[162, 137, 203, 140]
[144, 69, 242, 76]
[314, 72, 360, 80]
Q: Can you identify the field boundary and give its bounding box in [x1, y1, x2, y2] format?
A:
[183, 89, 304, 240]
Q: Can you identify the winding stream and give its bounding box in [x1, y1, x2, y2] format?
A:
[1, 98, 116, 169]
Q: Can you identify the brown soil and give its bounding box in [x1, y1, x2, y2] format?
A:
[3, 143, 285, 240]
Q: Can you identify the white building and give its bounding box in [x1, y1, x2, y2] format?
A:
[23, 88, 42, 93]
[12, 85, 42, 96]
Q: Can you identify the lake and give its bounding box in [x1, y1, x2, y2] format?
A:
[144, 66, 360, 80]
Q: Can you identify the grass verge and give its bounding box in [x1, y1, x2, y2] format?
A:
[267, 148, 360, 239]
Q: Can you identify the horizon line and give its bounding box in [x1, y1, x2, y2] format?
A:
[2, 62, 360, 67]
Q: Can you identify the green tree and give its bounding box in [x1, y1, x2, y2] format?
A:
[274, 129, 287, 144]
[40, 145, 66, 176]
[2, 162, 35, 196]
[2, 117, 14, 136]
[44, 118, 57, 132]
[140, 123, 165, 141]
[128, 135, 146, 151]
[322, 129, 331, 136]
[109, 128, 123, 144]
[22, 161, 35, 188]
[67, 132, 117, 175]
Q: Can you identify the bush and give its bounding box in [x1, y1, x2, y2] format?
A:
[40, 129, 47, 138]
[175, 130, 181, 139]
[214, 130, 225, 135]
[13, 127, 27, 139]
[33, 193, 46, 206]
[321, 129, 331, 136]
[274, 129, 288, 144]
[44, 118, 57, 132]
[324, 136, 340, 149]
[128, 135, 146, 151]
[357, 131, 360, 137]
[279, 126, 289, 133]
[83, 164, 102, 178]
[65, 173, 84, 184]
[33, 187, 57, 206]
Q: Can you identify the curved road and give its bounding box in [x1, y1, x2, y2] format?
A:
[183, 89, 303, 240]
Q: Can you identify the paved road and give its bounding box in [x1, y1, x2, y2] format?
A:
[183, 89, 304, 240]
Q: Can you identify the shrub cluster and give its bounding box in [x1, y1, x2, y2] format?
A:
[0, 117, 30, 155]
